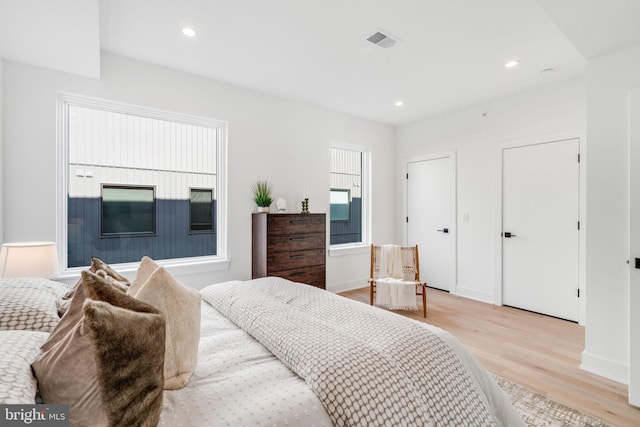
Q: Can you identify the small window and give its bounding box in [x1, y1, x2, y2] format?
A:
[330, 189, 350, 221]
[190, 189, 214, 232]
[101, 185, 155, 236]
[330, 144, 368, 246]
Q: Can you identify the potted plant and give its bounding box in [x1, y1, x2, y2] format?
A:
[251, 180, 273, 212]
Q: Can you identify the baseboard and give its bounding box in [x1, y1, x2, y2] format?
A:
[581, 350, 628, 385]
[454, 286, 493, 304]
[328, 279, 367, 294]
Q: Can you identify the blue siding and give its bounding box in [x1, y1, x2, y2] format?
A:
[330, 197, 362, 245]
[68, 198, 216, 268]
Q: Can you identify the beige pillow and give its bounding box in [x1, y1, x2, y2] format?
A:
[33, 271, 165, 427]
[129, 256, 159, 294]
[128, 257, 201, 390]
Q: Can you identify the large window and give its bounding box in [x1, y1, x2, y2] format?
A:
[59, 94, 227, 270]
[329, 144, 369, 246]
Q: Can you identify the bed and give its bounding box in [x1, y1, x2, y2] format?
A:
[0, 262, 524, 427]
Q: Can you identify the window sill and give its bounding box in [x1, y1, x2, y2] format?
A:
[328, 244, 370, 257]
[58, 256, 231, 281]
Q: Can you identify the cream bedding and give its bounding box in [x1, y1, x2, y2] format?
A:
[159, 284, 333, 426]
[201, 277, 524, 427]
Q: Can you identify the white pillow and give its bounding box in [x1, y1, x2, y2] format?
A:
[0, 278, 70, 332]
[0, 330, 49, 403]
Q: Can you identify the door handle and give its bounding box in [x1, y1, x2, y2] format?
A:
[437, 228, 449, 234]
[503, 232, 516, 238]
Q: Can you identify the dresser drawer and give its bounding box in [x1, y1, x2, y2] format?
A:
[267, 214, 325, 235]
[268, 249, 325, 270]
[270, 264, 325, 288]
[268, 233, 325, 252]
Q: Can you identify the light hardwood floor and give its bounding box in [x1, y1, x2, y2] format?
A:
[339, 286, 640, 427]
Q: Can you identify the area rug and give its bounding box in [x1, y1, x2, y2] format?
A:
[493, 375, 611, 427]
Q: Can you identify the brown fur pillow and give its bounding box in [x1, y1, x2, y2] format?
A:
[33, 271, 165, 427]
[43, 267, 128, 353]
[58, 257, 130, 316]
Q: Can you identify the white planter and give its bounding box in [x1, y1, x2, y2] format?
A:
[257, 207, 270, 213]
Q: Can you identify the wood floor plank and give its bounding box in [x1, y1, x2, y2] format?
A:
[339, 286, 640, 427]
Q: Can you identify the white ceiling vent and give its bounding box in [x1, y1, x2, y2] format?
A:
[366, 30, 399, 49]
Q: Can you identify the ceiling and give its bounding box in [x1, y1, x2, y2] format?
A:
[2, 0, 640, 125]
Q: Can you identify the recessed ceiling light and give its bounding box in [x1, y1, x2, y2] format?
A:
[395, 100, 404, 107]
[182, 27, 197, 37]
[505, 60, 519, 68]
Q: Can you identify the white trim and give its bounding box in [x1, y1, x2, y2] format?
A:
[328, 278, 369, 294]
[403, 150, 458, 294]
[328, 243, 370, 257]
[581, 350, 628, 385]
[58, 257, 231, 282]
[329, 141, 371, 248]
[56, 92, 229, 273]
[454, 286, 493, 304]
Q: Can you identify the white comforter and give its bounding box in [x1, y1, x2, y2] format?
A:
[159, 283, 333, 426]
[161, 277, 524, 427]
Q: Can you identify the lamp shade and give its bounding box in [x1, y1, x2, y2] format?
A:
[0, 242, 60, 279]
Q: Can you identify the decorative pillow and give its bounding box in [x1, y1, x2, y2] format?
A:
[42, 268, 128, 353]
[0, 278, 71, 332]
[32, 271, 165, 427]
[0, 330, 49, 403]
[58, 257, 130, 316]
[129, 255, 159, 293]
[128, 257, 201, 390]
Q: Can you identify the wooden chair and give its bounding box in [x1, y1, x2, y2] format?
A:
[369, 244, 427, 317]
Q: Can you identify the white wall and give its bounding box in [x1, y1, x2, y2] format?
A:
[1, 53, 395, 291]
[396, 76, 586, 304]
[582, 42, 640, 383]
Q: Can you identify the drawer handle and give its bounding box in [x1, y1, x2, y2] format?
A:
[289, 272, 305, 277]
[291, 255, 306, 259]
[289, 220, 305, 225]
[290, 237, 306, 241]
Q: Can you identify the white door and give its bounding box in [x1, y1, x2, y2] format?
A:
[502, 140, 579, 321]
[628, 88, 640, 407]
[407, 154, 455, 292]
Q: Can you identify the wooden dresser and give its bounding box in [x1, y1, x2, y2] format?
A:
[252, 213, 326, 289]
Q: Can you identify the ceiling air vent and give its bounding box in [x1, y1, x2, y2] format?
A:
[366, 30, 398, 49]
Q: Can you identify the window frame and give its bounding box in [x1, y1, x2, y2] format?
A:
[56, 93, 229, 277]
[100, 184, 157, 237]
[189, 187, 215, 234]
[329, 142, 371, 253]
[330, 188, 351, 222]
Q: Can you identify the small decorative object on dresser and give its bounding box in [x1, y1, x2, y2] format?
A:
[251, 180, 273, 213]
[252, 213, 326, 289]
[300, 198, 309, 214]
[275, 197, 287, 212]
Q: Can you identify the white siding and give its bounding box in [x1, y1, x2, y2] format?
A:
[68, 104, 216, 199]
[68, 105, 217, 175]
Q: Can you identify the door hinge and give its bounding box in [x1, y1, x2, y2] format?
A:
[577, 288, 580, 298]
[578, 153, 581, 163]
[406, 173, 409, 179]
[406, 217, 409, 223]
[578, 221, 580, 230]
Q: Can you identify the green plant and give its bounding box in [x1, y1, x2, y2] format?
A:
[251, 180, 273, 207]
